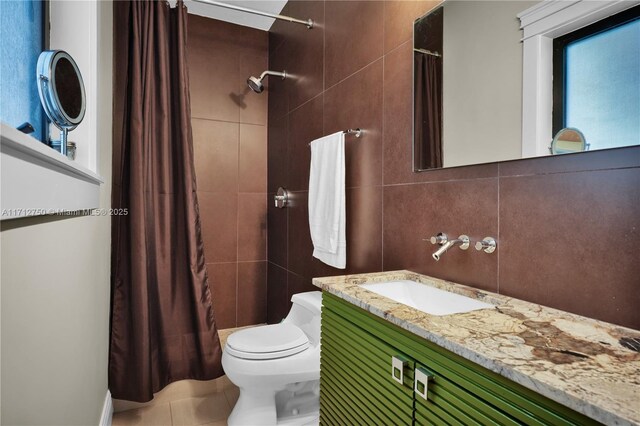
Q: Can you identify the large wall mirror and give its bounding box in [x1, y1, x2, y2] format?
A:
[413, 1, 640, 171]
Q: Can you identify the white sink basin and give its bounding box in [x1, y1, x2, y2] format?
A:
[360, 280, 494, 316]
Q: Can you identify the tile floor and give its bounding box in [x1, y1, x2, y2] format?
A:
[112, 378, 238, 426]
[112, 327, 253, 426]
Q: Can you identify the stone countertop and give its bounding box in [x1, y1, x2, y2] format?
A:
[312, 270, 640, 426]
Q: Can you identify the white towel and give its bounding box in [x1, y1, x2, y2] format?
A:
[308, 131, 346, 269]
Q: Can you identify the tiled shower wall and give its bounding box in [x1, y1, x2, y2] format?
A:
[266, 1, 640, 329]
[188, 16, 269, 328]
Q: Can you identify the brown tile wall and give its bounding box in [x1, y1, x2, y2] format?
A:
[188, 15, 268, 329]
[266, 1, 640, 329]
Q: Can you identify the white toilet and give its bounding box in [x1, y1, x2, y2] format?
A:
[222, 291, 322, 426]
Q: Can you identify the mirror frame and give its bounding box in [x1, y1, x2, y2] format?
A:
[37, 50, 86, 132]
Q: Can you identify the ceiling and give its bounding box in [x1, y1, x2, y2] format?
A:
[184, 0, 288, 31]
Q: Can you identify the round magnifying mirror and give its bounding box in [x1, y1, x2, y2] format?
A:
[37, 50, 86, 156]
[550, 128, 588, 155]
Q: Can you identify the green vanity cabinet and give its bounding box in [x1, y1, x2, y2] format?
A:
[320, 292, 601, 426]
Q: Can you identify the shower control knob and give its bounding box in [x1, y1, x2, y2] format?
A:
[274, 187, 289, 208]
[475, 237, 497, 254]
[426, 233, 447, 245]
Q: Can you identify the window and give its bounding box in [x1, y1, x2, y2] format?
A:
[1, 1, 104, 220]
[0, 0, 48, 142]
[553, 6, 640, 150]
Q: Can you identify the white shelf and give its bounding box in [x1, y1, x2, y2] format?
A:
[1, 122, 103, 220]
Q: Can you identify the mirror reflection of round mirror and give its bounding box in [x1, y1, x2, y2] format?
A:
[551, 128, 588, 155]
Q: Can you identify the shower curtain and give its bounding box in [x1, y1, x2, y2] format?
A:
[414, 52, 443, 169]
[110, 0, 223, 402]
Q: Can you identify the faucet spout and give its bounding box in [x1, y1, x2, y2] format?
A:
[432, 235, 470, 261]
[432, 240, 456, 261]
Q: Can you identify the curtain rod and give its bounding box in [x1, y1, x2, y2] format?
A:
[414, 48, 442, 58]
[192, 0, 314, 29]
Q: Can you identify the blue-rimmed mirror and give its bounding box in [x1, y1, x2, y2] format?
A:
[37, 50, 85, 156]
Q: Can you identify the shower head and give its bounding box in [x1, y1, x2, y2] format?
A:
[247, 75, 264, 93]
[246, 70, 287, 93]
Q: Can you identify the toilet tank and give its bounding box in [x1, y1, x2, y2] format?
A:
[283, 291, 322, 345]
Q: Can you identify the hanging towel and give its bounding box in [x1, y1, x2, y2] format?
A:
[308, 131, 346, 269]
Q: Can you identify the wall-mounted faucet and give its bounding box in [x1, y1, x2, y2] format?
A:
[429, 233, 470, 261]
[427, 233, 497, 261]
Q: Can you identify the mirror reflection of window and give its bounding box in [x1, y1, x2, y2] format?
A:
[413, 2, 638, 171]
[553, 6, 640, 151]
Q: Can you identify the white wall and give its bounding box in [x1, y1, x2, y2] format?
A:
[442, 0, 537, 168]
[0, 1, 112, 424]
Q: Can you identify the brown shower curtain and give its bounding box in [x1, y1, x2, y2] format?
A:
[110, 0, 223, 402]
[414, 52, 443, 169]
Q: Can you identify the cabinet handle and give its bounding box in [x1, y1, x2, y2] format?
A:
[391, 355, 408, 385]
[415, 367, 435, 400]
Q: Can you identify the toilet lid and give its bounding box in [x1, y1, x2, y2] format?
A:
[225, 324, 310, 360]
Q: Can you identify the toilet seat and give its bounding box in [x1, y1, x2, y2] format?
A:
[225, 323, 310, 360]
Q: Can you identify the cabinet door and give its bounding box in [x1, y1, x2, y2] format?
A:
[407, 330, 601, 425]
[320, 303, 415, 425]
[412, 361, 520, 426]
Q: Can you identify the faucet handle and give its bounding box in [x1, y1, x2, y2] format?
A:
[458, 235, 470, 250]
[426, 233, 448, 245]
[475, 237, 497, 253]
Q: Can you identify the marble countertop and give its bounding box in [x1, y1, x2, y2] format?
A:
[312, 270, 640, 426]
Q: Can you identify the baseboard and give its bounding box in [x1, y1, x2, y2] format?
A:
[99, 390, 113, 426]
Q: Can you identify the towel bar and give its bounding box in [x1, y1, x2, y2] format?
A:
[308, 128, 362, 146]
[343, 128, 362, 137]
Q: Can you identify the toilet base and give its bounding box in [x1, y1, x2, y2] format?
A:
[276, 412, 319, 426]
[275, 380, 319, 424]
[228, 388, 277, 425]
[228, 380, 319, 426]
